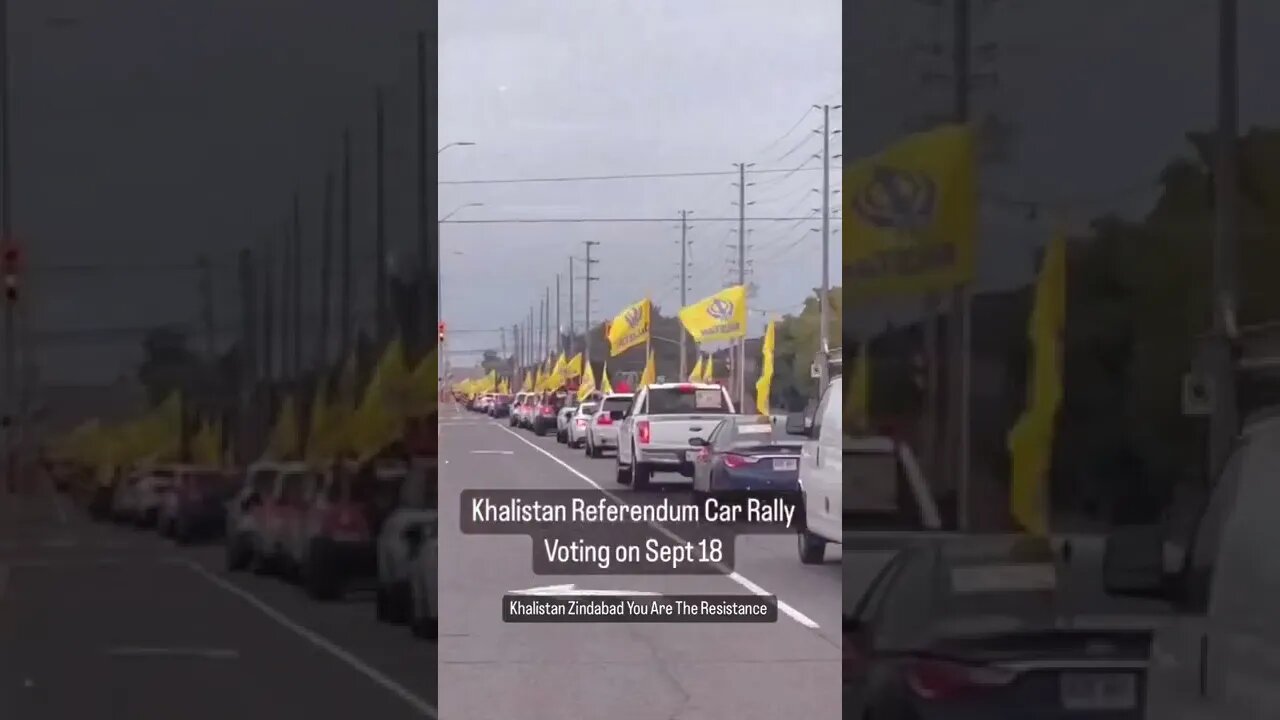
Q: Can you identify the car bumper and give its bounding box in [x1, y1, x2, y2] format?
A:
[634, 448, 689, 469]
[593, 430, 619, 446]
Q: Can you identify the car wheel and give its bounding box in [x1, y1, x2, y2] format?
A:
[631, 451, 652, 490]
[589, 441, 602, 458]
[249, 539, 272, 575]
[796, 502, 826, 565]
[410, 588, 438, 640]
[614, 457, 631, 485]
[377, 582, 411, 624]
[225, 534, 250, 571]
[304, 540, 343, 600]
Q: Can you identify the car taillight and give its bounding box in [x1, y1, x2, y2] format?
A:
[722, 453, 759, 468]
[637, 421, 651, 444]
[597, 415, 613, 425]
[677, 384, 695, 393]
[541, 406, 555, 416]
[904, 659, 1016, 700]
[323, 505, 369, 539]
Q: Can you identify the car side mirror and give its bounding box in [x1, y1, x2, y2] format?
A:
[688, 437, 707, 447]
[1102, 524, 1174, 599]
[785, 413, 807, 436]
[610, 410, 625, 421]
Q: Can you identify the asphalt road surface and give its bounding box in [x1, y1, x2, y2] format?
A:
[438, 404, 842, 720]
[0, 490, 437, 720]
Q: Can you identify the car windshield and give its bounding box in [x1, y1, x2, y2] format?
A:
[647, 387, 731, 415]
[601, 396, 632, 412]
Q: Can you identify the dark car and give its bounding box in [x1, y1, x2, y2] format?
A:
[158, 467, 238, 544]
[844, 535, 1166, 719]
[689, 415, 802, 504]
[531, 393, 565, 436]
[488, 393, 512, 418]
[299, 462, 406, 600]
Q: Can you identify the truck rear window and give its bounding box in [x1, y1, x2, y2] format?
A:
[601, 397, 632, 412]
[647, 388, 731, 415]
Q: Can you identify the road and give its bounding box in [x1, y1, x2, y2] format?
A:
[0, 491, 437, 720]
[438, 404, 843, 720]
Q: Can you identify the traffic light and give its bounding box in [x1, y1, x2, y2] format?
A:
[2, 246, 18, 303]
[438, 321, 446, 343]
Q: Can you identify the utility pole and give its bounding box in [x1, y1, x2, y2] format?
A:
[555, 274, 562, 355]
[513, 324, 521, 378]
[262, 238, 275, 383]
[568, 258, 575, 357]
[1, 0, 13, 494]
[318, 171, 334, 369]
[374, 87, 388, 342]
[292, 191, 303, 377]
[528, 307, 535, 369]
[818, 104, 838, 390]
[416, 31, 431, 344]
[198, 255, 215, 360]
[951, 0, 974, 531]
[279, 221, 292, 380]
[734, 162, 750, 410]
[340, 128, 353, 356]
[238, 248, 257, 463]
[1209, 0, 1240, 481]
[543, 289, 551, 361]
[678, 209, 690, 377]
[583, 241, 600, 369]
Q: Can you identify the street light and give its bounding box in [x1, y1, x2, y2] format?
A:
[439, 204, 482, 386]
[437, 141, 476, 155]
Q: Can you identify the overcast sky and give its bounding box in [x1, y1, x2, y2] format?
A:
[438, 0, 843, 363]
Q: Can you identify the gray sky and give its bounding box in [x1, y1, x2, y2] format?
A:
[841, 0, 1280, 337]
[17, 0, 425, 384]
[438, 0, 843, 363]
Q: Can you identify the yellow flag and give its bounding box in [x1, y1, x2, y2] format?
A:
[639, 349, 656, 387]
[845, 124, 978, 297]
[607, 298, 651, 356]
[306, 383, 331, 463]
[349, 338, 410, 463]
[679, 285, 748, 343]
[1008, 233, 1067, 537]
[601, 363, 614, 394]
[700, 354, 715, 382]
[754, 321, 776, 415]
[522, 371, 533, 392]
[267, 397, 301, 460]
[577, 362, 597, 402]
[689, 355, 704, 382]
[192, 419, 222, 465]
[563, 353, 583, 380]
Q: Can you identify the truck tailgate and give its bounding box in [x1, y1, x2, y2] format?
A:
[644, 415, 726, 448]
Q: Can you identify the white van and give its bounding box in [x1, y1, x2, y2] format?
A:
[786, 375, 942, 565]
[1103, 410, 1280, 719]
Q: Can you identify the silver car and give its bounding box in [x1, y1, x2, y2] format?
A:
[566, 401, 598, 448]
[376, 459, 437, 624]
[584, 393, 634, 458]
[554, 403, 578, 443]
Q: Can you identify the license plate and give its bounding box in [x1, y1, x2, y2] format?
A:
[1060, 672, 1137, 710]
[772, 458, 798, 471]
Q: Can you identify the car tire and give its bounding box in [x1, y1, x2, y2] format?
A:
[249, 539, 273, 575]
[631, 452, 652, 490]
[226, 534, 250, 571]
[796, 502, 827, 565]
[615, 458, 631, 485]
[589, 441, 602, 458]
[377, 582, 412, 624]
[534, 424, 547, 437]
[304, 540, 343, 601]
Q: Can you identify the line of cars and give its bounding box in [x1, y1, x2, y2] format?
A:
[85, 455, 439, 640]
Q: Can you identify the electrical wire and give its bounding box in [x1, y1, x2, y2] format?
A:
[440, 215, 832, 225]
[438, 165, 840, 186]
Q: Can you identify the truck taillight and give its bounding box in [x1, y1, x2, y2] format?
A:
[637, 420, 651, 444]
[596, 415, 613, 426]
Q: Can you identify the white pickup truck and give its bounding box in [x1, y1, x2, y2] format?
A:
[614, 382, 736, 489]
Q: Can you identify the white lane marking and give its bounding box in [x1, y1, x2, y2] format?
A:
[106, 647, 240, 660]
[510, 583, 660, 597]
[492, 424, 821, 629]
[469, 450, 514, 455]
[180, 560, 438, 718]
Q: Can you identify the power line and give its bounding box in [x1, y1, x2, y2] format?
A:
[438, 165, 841, 186]
[441, 216, 826, 225]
